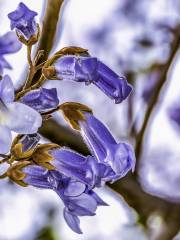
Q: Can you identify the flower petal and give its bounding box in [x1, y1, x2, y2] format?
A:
[64, 180, 86, 197]
[67, 193, 97, 216]
[106, 142, 136, 176]
[21, 88, 59, 112]
[0, 125, 12, 154]
[88, 190, 108, 206]
[5, 102, 42, 134]
[63, 208, 82, 234]
[0, 31, 22, 55]
[23, 165, 51, 189]
[0, 75, 14, 103]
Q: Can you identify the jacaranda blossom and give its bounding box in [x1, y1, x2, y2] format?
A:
[51, 147, 127, 188]
[52, 55, 132, 103]
[8, 2, 38, 40]
[0, 75, 42, 154]
[22, 165, 107, 234]
[21, 88, 59, 112]
[0, 31, 22, 75]
[78, 113, 136, 177]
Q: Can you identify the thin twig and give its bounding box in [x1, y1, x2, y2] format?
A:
[23, 45, 36, 89]
[31, 0, 64, 85]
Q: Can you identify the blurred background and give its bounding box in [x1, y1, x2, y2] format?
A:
[0, 0, 180, 239]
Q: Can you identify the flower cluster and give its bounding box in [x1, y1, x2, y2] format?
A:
[0, 2, 136, 234]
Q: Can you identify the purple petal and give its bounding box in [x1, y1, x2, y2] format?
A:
[79, 113, 136, 177]
[23, 165, 51, 189]
[0, 75, 14, 103]
[21, 88, 59, 112]
[20, 133, 40, 152]
[54, 55, 98, 83]
[66, 193, 97, 216]
[79, 113, 116, 162]
[5, 102, 42, 134]
[105, 142, 136, 176]
[63, 208, 82, 234]
[95, 61, 132, 103]
[88, 190, 108, 206]
[0, 125, 12, 154]
[0, 56, 12, 70]
[51, 148, 90, 184]
[0, 32, 22, 55]
[64, 180, 86, 197]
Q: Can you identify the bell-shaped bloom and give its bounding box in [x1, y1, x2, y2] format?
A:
[0, 31, 22, 75]
[52, 55, 132, 103]
[51, 147, 120, 188]
[22, 165, 107, 234]
[78, 113, 136, 177]
[8, 2, 38, 40]
[0, 75, 42, 154]
[21, 88, 59, 112]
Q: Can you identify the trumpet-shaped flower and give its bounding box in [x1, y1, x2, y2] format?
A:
[22, 165, 107, 234]
[48, 55, 132, 103]
[79, 113, 136, 177]
[0, 75, 42, 153]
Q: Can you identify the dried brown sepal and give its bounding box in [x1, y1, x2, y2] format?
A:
[42, 66, 56, 79]
[7, 161, 30, 187]
[31, 143, 59, 170]
[16, 24, 40, 46]
[55, 46, 89, 56]
[59, 102, 92, 130]
[11, 143, 34, 160]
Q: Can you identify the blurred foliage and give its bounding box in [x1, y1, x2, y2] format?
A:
[35, 226, 57, 240]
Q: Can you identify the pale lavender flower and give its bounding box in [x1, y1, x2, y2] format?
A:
[22, 165, 107, 234]
[0, 75, 42, 154]
[53, 55, 132, 103]
[79, 113, 136, 177]
[0, 32, 22, 75]
[8, 2, 38, 40]
[21, 88, 59, 112]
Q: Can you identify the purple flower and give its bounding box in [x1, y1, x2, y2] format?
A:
[51, 147, 119, 188]
[8, 2, 38, 40]
[21, 88, 59, 112]
[52, 55, 132, 103]
[0, 32, 22, 75]
[0, 75, 42, 154]
[20, 133, 40, 152]
[79, 113, 136, 177]
[22, 165, 107, 234]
